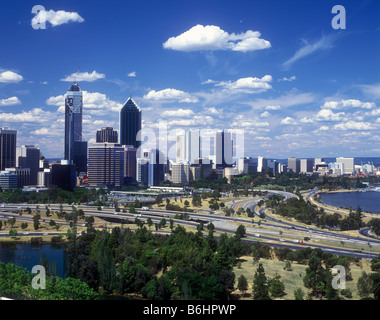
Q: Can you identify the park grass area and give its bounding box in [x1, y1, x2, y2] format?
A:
[0, 206, 105, 242]
[150, 196, 253, 213]
[232, 255, 374, 300]
[252, 185, 287, 191]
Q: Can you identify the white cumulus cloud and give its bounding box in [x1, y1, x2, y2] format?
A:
[46, 91, 122, 114]
[0, 71, 23, 83]
[278, 76, 296, 82]
[163, 24, 271, 52]
[31, 9, 84, 28]
[281, 117, 298, 125]
[0, 96, 21, 106]
[321, 99, 375, 110]
[0, 108, 54, 123]
[161, 109, 195, 118]
[333, 121, 375, 131]
[61, 71, 105, 82]
[143, 88, 199, 103]
[214, 75, 272, 94]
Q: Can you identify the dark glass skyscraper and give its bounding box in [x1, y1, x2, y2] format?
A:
[0, 128, 17, 171]
[64, 82, 88, 173]
[215, 130, 233, 169]
[16, 145, 40, 185]
[120, 97, 141, 148]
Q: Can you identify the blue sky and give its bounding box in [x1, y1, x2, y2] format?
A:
[0, 0, 380, 160]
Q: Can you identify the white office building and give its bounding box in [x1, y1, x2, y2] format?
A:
[258, 156, 267, 173]
[171, 162, 190, 184]
[336, 157, 354, 175]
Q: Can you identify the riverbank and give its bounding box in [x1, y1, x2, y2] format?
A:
[311, 190, 379, 220]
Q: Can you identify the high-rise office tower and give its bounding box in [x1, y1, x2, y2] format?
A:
[314, 158, 325, 166]
[257, 156, 267, 173]
[267, 159, 278, 174]
[64, 82, 87, 173]
[38, 169, 52, 188]
[300, 159, 314, 173]
[336, 157, 355, 175]
[185, 129, 200, 164]
[238, 157, 256, 174]
[214, 130, 233, 169]
[136, 149, 164, 186]
[96, 127, 118, 143]
[147, 149, 165, 186]
[0, 128, 17, 171]
[176, 133, 186, 163]
[176, 129, 201, 164]
[120, 97, 142, 148]
[51, 160, 76, 191]
[171, 162, 190, 184]
[288, 157, 300, 173]
[88, 142, 125, 187]
[16, 145, 40, 185]
[137, 158, 149, 186]
[124, 146, 137, 184]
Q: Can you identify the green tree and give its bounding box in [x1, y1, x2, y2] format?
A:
[159, 218, 166, 228]
[357, 271, 373, 299]
[252, 245, 260, 264]
[325, 271, 339, 300]
[155, 195, 163, 205]
[284, 260, 292, 271]
[33, 215, 40, 231]
[9, 229, 18, 238]
[294, 288, 305, 300]
[8, 217, 16, 228]
[235, 224, 246, 240]
[147, 217, 153, 229]
[268, 273, 286, 298]
[303, 253, 327, 298]
[370, 272, 380, 300]
[237, 274, 248, 297]
[207, 222, 215, 232]
[252, 263, 270, 300]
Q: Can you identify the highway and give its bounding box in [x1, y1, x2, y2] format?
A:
[0, 198, 379, 259]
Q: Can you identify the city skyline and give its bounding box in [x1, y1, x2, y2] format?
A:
[0, 1, 379, 159]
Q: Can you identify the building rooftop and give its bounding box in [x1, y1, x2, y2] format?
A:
[121, 97, 141, 111]
[68, 82, 81, 92]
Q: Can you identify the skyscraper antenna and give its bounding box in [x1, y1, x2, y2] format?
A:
[130, 84, 132, 98]
[75, 66, 80, 83]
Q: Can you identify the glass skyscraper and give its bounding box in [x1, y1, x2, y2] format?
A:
[64, 82, 87, 173]
[0, 128, 17, 171]
[119, 97, 142, 148]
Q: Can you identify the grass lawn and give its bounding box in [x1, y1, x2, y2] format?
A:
[150, 196, 253, 213]
[232, 255, 374, 300]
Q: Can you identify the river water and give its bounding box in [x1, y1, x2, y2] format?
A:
[0, 243, 67, 278]
[319, 190, 380, 214]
